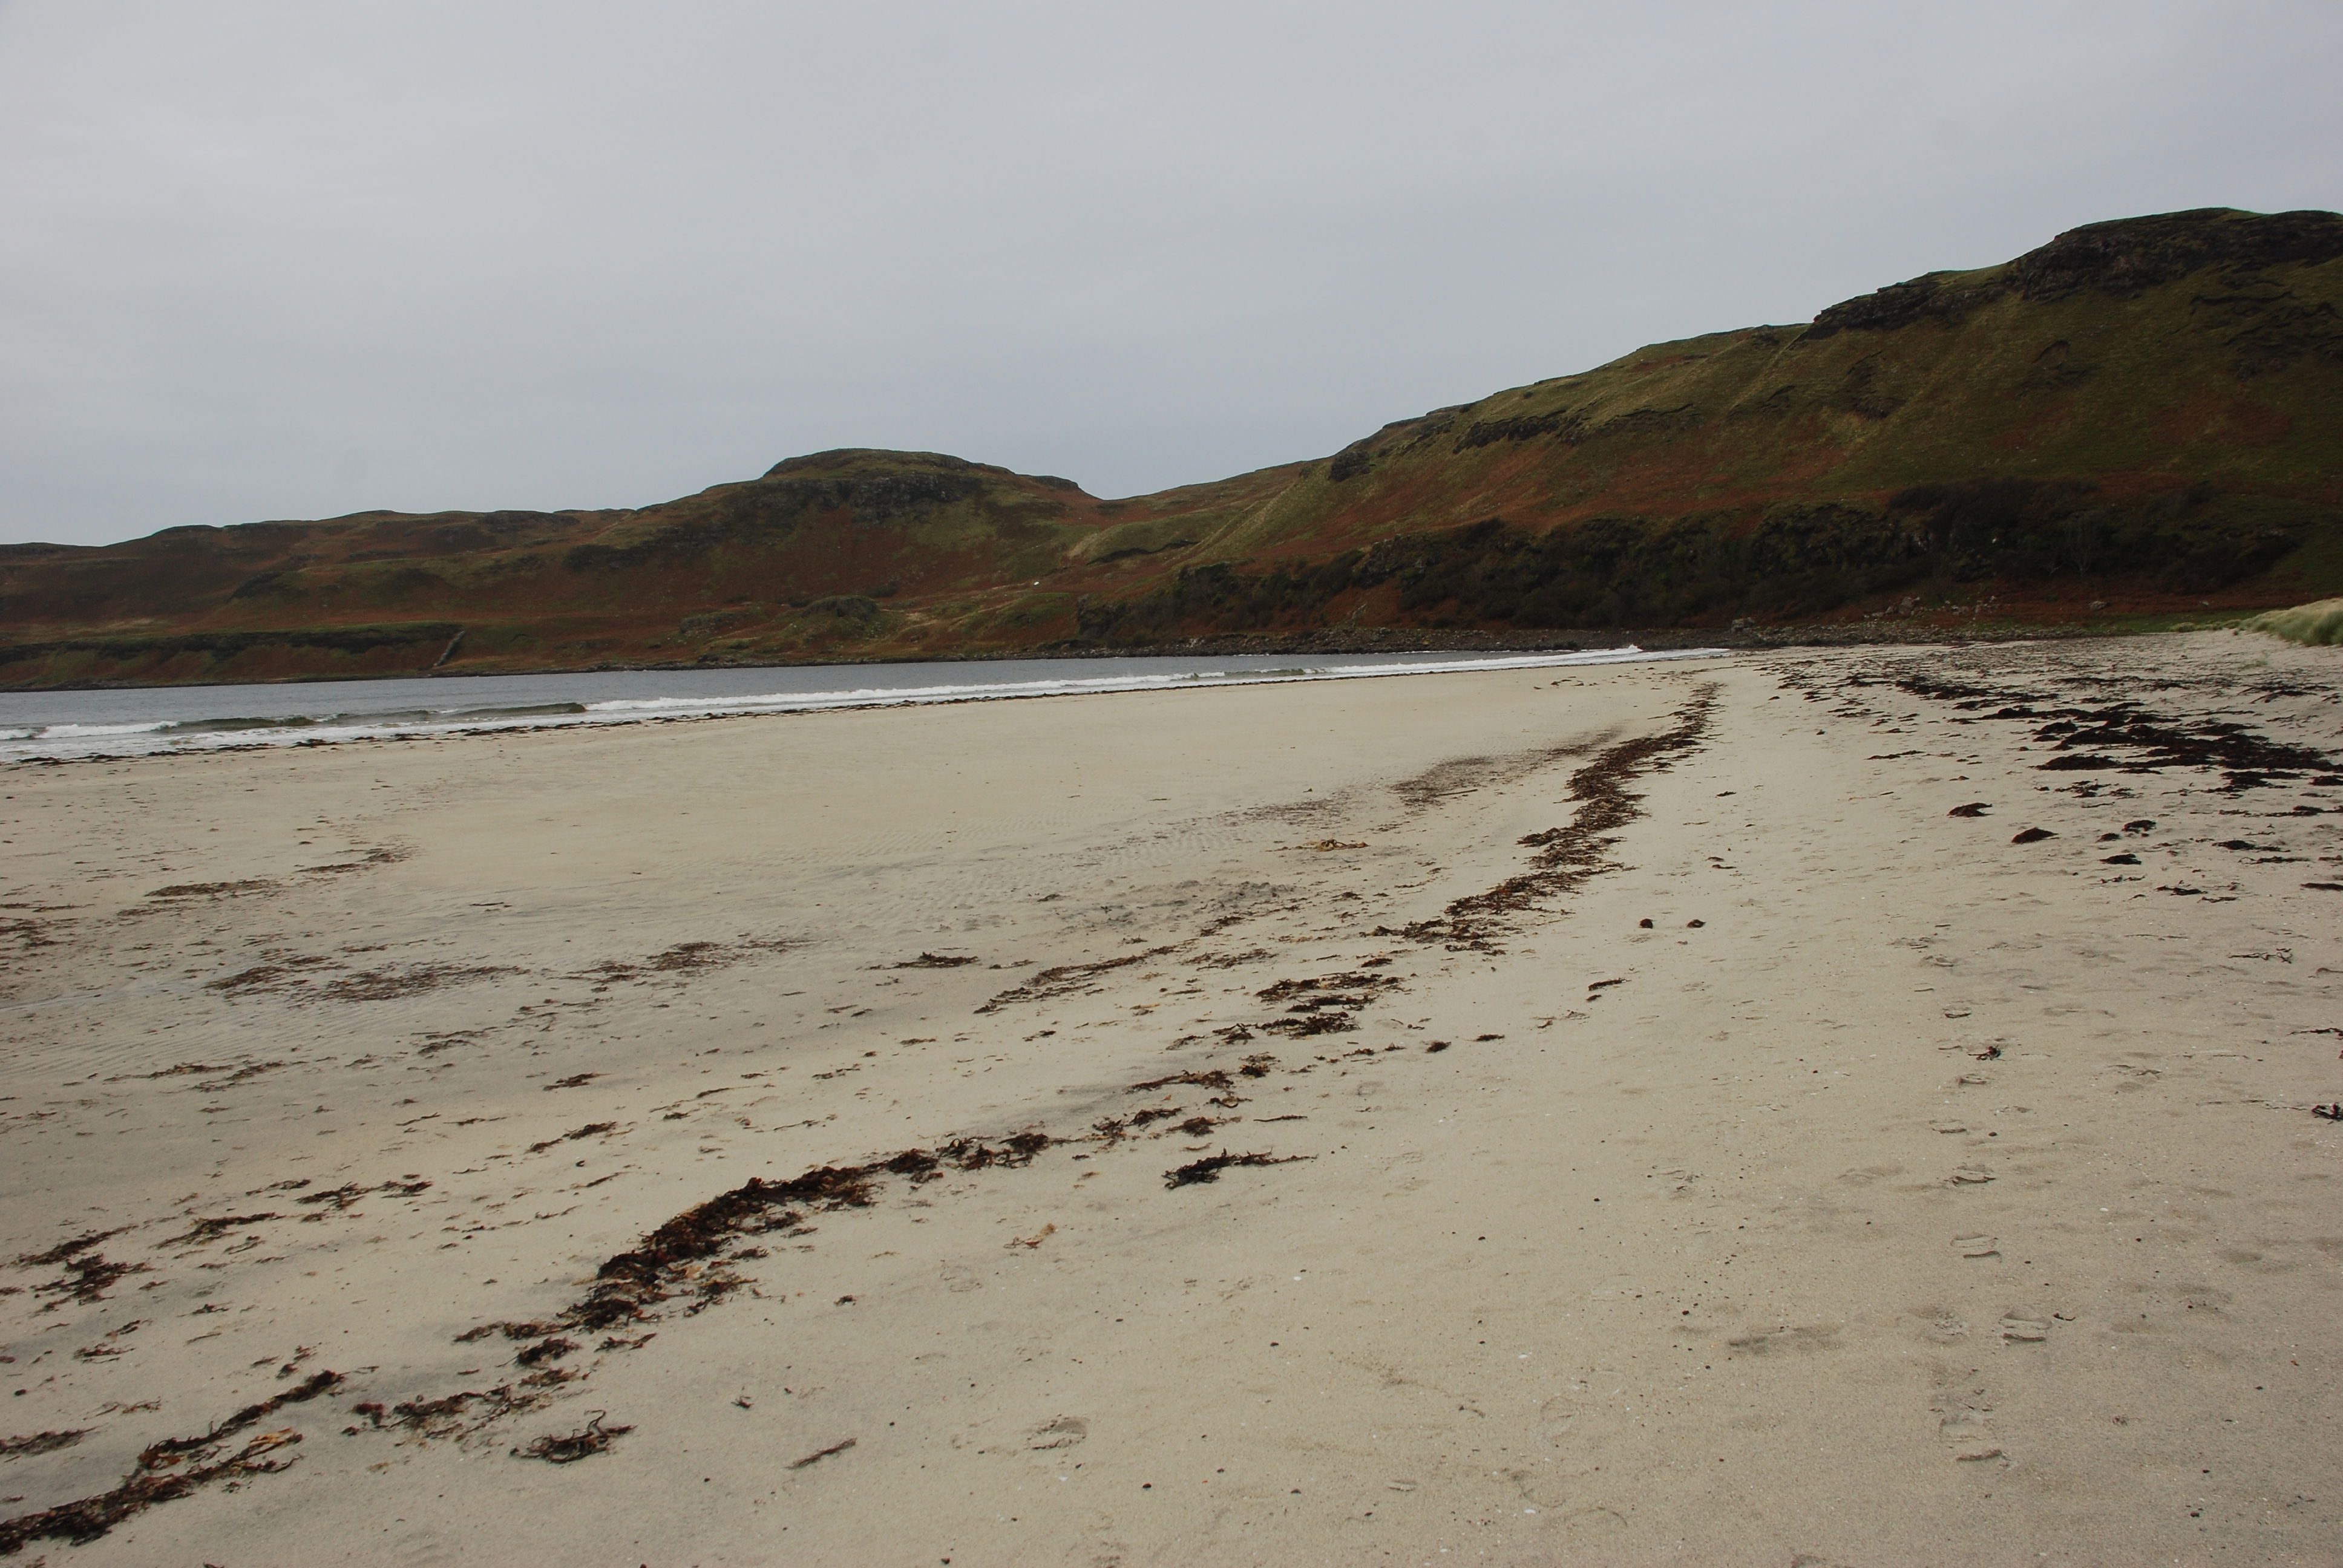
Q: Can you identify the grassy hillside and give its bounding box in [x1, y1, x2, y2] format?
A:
[5, 207, 2340, 687]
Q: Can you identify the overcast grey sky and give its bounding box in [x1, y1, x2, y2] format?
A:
[2, 1, 2338, 547]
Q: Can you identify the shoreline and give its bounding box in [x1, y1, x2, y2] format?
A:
[0, 645, 1729, 765]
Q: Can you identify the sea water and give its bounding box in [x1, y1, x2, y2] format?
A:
[0, 646, 1725, 763]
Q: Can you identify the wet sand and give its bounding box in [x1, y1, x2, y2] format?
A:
[2, 633, 2339, 1565]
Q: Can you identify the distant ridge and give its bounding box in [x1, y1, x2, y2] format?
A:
[4, 207, 2341, 687]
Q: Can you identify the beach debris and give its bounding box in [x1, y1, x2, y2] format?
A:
[205, 960, 332, 995]
[1948, 1165, 1996, 1184]
[603, 937, 798, 982]
[977, 947, 1173, 1012]
[2101, 852, 2140, 864]
[1378, 691, 1714, 949]
[526, 1122, 617, 1154]
[1262, 1013, 1354, 1036]
[788, 1437, 856, 1470]
[0, 1429, 85, 1459]
[0, 1371, 339, 1555]
[890, 952, 980, 969]
[288, 1172, 431, 1209]
[1999, 1317, 2050, 1342]
[1310, 840, 1365, 851]
[545, 1073, 603, 1090]
[1425, 1040, 1450, 1053]
[2312, 1103, 2343, 1121]
[1686, 918, 1705, 927]
[1164, 1151, 1311, 1189]
[1129, 1068, 1233, 1094]
[1254, 972, 1403, 1013]
[1947, 803, 1992, 817]
[1951, 1234, 1999, 1258]
[322, 962, 518, 1002]
[351, 1377, 561, 1442]
[1899, 671, 2339, 789]
[25, 1248, 148, 1305]
[2010, 828, 2056, 844]
[165, 1214, 278, 1247]
[513, 1412, 631, 1464]
[1638, 918, 1653, 928]
[146, 879, 277, 899]
[1008, 1224, 1055, 1249]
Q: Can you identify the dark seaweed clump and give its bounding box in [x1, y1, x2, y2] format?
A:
[461, 1134, 1057, 1371]
[0, 1372, 341, 1555]
[1382, 690, 1714, 949]
[513, 1412, 631, 1464]
[1164, 1151, 1311, 1189]
[1895, 673, 2338, 790]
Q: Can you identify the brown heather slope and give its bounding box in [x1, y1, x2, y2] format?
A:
[4, 207, 2342, 688]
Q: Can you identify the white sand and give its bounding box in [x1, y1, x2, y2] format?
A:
[2, 633, 2338, 1565]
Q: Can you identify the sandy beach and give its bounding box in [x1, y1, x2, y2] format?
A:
[2, 633, 2339, 1566]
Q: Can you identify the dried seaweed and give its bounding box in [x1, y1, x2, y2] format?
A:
[1164, 1151, 1312, 1189]
[1129, 1069, 1233, 1093]
[1381, 689, 1715, 949]
[0, 1430, 84, 1459]
[0, 1371, 339, 1555]
[1260, 1013, 1355, 1037]
[788, 1436, 856, 1469]
[513, 1411, 631, 1463]
[146, 880, 277, 900]
[165, 1214, 278, 1247]
[527, 1122, 617, 1154]
[585, 937, 798, 984]
[323, 964, 517, 1002]
[976, 947, 1173, 1012]
[14, 1230, 125, 1269]
[29, 1253, 148, 1306]
[1895, 675, 2339, 789]
[1253, 972, 1401, 1006]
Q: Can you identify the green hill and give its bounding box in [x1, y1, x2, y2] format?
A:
[5, 207, 2340, 687]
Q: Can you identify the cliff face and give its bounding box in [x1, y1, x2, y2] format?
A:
[5, 209, 2341, 687]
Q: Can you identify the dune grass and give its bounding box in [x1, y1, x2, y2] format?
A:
[2244, 598, 2343, 646]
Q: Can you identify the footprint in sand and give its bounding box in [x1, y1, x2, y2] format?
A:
[1027, 1415, 1088, 1450]
[1937, 1411, 2003, 1462]
[1952, 1233, 1999, 1258]
[1929, 1120, 1968, 1134]
[1947, 1164, 1996, 1185]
